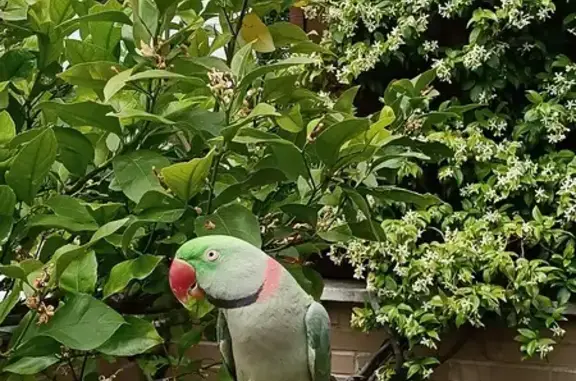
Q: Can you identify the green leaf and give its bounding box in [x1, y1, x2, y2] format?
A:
[135, 190, 185, 223]
[109, 109, 175, 125]
[161, 149, 214, 201]
[0, 260, 42, 281]
[53, 126, 95, 176]
[28, 214, 99, 232]
[195, 203, 262, 248]
[131, 0, 160, 46]
[314, 118, 370, 166]
[0, 281, 22, 326]
[518, 328, 537, 339]
[103, 67, 134, 102]
[56, 10, 133, 35]
[5, 128, 57, 204]
[39, 293, 125, 350]
[0, 50, 36, 81]
[276, 104, 303, 133]
[526, 90, 543, 104]
[238, 57, 315, 91]
[268, 22, 308, 47]
[50, 0, 75, 25]
[128, 69, 202, 84]
[412, 69, 436, 93]
[97, 316, 162, 356]
[0, 110, 16, 145]
[367, 186, 442, 208]
[58, 61, 124, 95]
[334, 86, 359, 114]
[45, 195, 97, 225]
[369, 105, 395, 132]
[65, 39, 114, 65]
[3, 356, 59, 375]
[103, 255, 163, 298]
[245, 103, 280, 120]
[0, 185, 16, 216]
[59, 250, 97, 294]
[39, 101, 122, 135]
[231, 41, 254, 79]
[113, 150, 170, 203]
[87, 217, 130, 245]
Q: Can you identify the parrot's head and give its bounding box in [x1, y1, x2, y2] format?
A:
[169, 235, 272, 308]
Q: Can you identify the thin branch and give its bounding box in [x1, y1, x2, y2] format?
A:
[344, 341, 392, 381]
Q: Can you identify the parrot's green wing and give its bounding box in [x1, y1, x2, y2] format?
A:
[305, 301, 332, 381]
[217, 310, 236, 380]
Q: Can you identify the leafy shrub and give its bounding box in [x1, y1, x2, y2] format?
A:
[302, 0, 576, 379]
[0, 0, 444, 379]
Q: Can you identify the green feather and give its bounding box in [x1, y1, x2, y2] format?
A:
[217, 310, 237, 380]
[305, 301, 332, 381]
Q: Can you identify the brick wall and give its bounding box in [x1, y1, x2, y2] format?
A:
[96, 301, 576, 380]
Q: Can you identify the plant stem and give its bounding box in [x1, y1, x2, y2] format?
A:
[206, 152, 223, 214]
[225, 0, 250, 65]
[65, 157, 114, 195]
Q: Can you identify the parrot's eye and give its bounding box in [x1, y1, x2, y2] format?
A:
[205, 249, 220, 262]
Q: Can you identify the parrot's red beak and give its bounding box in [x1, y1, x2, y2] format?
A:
[169, 259, 205, 304]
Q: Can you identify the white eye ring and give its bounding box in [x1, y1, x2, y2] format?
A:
[205, 249, 220, 262]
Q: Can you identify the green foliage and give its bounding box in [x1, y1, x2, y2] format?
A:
[305, 0, 576, 378]
[0, 0, 443, 379]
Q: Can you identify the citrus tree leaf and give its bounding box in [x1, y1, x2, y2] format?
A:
[5, 128, 57, 204]
[97, 316, 162, 356]
[113, 150, 170, 203]
[195, 203, 262, 248]
[103, 255, 163, 298]
[160, 149, 214, 201]
[39, 101, 122, 135]
[59, 250, 97, 294]
[39, 293, 125, 350]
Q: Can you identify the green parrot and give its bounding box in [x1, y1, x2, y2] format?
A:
[169, 235, 332, 381]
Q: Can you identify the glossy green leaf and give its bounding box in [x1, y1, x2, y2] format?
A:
[231, 41, 254, 79]
[0, 260, 42, 281]
[0, 185, 16, 216]
[314, 118, 370, 166]
[53, 126, 95, 176]
[195, 203, 262, 248]
[3, 356, 59, 375]
[39, 101, 122, 135]
[87, 217, 130, 245]
[97, 316, 162, 356]
[58, 61, 124, 94]
[135, 190, 185, 222]
[65, 39, 114, 65]
[0, 110, 16, 145]
[109, 109, 175, 125]
[59, 250, 97, 294]
[56, 10, 133, 35]
[28, 214, 99, 232]
[50, 0, 75, 25]
[5, 128, 57, 204]
[131, 0, 159, 46]
[268, 22, 308, 47]
[238, 57, 315, 90]
[0, 281, 22, 326]
[103, 67, 134, 102]
[45, 195, 97, 225]
[113, 150, 170, 203]
[39, 293, 125, 350]
[0, 50, 36, 81]
[276, 104, 303, 133]
[160, 149, 214, 201]
[334, 86, 359, 114]
[103, 255, 163, 298]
